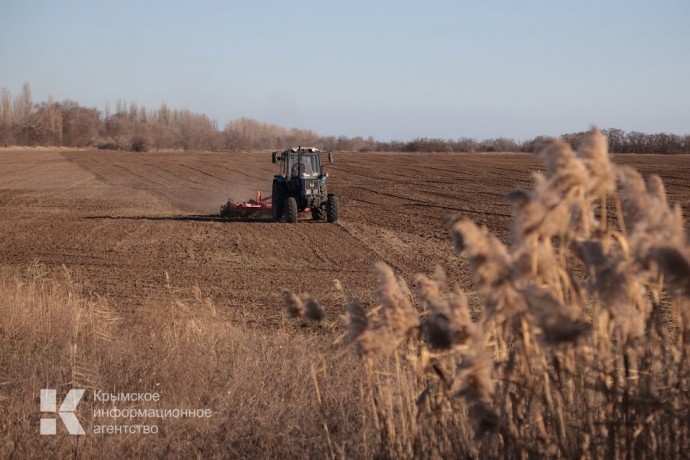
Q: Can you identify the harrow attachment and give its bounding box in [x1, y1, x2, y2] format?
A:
[220, 191, 272, 219]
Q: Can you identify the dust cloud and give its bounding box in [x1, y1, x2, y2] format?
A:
[167, 186, 271, 215]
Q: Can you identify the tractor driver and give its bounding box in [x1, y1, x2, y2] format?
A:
[292, 157, 314, 176]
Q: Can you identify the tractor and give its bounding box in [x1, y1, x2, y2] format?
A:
[271, 147, 339, 223]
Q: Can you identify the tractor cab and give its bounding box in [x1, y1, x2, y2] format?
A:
[273, 147, 323, 179]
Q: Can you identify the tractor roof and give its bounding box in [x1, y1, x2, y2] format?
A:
[284, 147, 320, 154]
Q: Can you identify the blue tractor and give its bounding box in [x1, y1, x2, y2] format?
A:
[271, 147, 339, 223]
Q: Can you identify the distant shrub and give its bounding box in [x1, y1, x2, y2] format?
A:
[96, 141, 121, 151]
[130, 136, 148, 152]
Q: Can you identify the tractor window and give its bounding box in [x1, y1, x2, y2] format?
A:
[290, 154, 320, 177]
[301, 155, 319, 177]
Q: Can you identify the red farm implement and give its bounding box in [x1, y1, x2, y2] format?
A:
[219, 191, 272, 219]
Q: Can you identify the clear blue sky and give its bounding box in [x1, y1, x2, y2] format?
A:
[1, 0, 688, 141]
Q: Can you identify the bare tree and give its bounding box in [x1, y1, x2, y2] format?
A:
[32, 97, 63, 145]
[13, 82, 33, 144]
[61, 101, 101, 147]
[0, 87, 13, 146]
[174, 109, 215, 151]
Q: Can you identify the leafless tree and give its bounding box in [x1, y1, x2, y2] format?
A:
[13, 82, 34, 144]
[0, 87, 13, 146]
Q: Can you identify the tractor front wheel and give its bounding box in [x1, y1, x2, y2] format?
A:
[284, 196, 298, 223]
[312, 206, 325, 221]
[326, 195, 339, 223]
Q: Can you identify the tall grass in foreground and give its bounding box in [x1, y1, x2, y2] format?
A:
[290, 128, 690, 458]
[0, 265, 365, 458]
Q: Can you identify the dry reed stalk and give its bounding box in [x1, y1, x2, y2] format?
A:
[283, 289, 305, 318]
[373, 262, 420, 339]
[277, 127, 690, 458]
[311, 363, 336, 459]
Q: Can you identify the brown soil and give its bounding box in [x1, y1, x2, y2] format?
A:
[1, 149, 688, 322]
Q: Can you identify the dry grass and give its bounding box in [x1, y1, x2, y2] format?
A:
[0, 264, 365, 458]
[327, 128, 690, 458]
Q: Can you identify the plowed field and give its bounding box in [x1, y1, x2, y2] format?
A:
[1, 149, 689, 322]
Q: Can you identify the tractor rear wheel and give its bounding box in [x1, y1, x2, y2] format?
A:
[272, 182, 284, 221]
[326, 194, 339, 223]
[284, 196, 298, 223]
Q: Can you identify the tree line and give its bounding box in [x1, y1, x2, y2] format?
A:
[369, 129, 690, 154]
[0, 83, 322, 152]
[1, 82, 688, 153]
